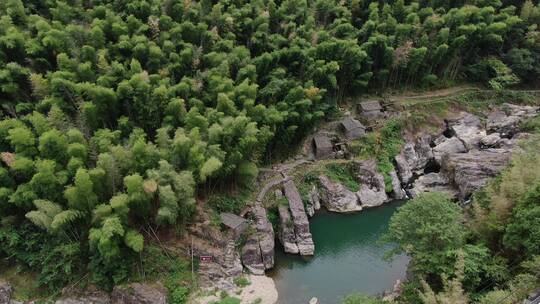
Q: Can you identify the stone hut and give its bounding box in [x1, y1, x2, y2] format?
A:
[312, 134, 333, 159]
[220, 213, 248, 238]
[339, 116, 366, 140]
[359, 100, 383, 118]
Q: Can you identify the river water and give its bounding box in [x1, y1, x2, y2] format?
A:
[268, 201, 409, 304]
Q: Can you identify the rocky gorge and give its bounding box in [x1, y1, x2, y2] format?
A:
[235, 102, 539, 302]
[4, 102, 535, 304]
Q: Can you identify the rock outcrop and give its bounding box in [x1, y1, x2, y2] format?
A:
[318, 175, 361, 212]
[55, 290, 111, 304]
[447, 113, 486, 149]
[389, 170, 406, 200]
[480, 133, 502, 148]
[111, 283, 167, 304]
[277, 204, 299, 254]
[305, 185, 321, 217]
[309, 185, 321, 211]
[441, 148, 512, 200]
[354, 160, 388, 207]
[241, 206, 275, 274]
[253, 206, 275, 270]
[394, 135, 433, 184]
[394, 104, 537, 201]
[282, 180, 315, 256]
[408, 173, 457, 198]
[241, 234, 265, 275]
[487, 103, 539, 137]
[432, 137, 466, 162]
[223, 239, 243, 277]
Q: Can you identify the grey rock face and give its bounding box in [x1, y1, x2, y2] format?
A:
[408, 173, 458, 198]
[356, 185, 387, 207]
[318, 175, 362, 212]
[395, 153, 413, 184]
[240, 209, 271, 275]
[252, 206, 275, 270]
[480, 133, 502, 148]
[277, 205, 299, 254]
[309, 185, 321, 211]
[283, 180, 315, 256]
[305, 185, 321, 217]
[354, 160, 388, 207]
[447, 113, 486, 149]
[389, 170, 406, 200]
[55, 291, 111, 304]
[442, 148, 512, 200]
[305, 200, 315, 217]
[395, 135, 433, 183]
[241, 233, 265, 275]
[111, 283, 167, 304]
[0, 282, 13, 304]
[223, 240, 243, 277]
[432, 137, 467, 163]
[487, 104, 539, 136]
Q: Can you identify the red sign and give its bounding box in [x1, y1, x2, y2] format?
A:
[200, 255, 213, 262]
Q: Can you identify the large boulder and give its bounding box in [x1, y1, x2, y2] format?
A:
[111, 283, 167, 304]
[395, 135, 433, 184]
[480, 133, 502, 148]
[223, 240, 243, 277]
[0, 282, 13, 304]
[394, 153, 413, 185]
[283, 180, 315, 256]
[447, 113, 486, 150]
[55, 290, 111, 304]
[241, 233, 265, 275]
[252, 206, 275, 270]
[408, 173, 457, 198]
[432, 137, 467, 163]
[318, 175, 362, 212]
[487, 104, 539, 137]
[308, 185, 321, 211]
[353, 160, 388, 207]
[277, 205, 299, 254]
[356, 185, 387, 207]
[442, 149, 513, 199]
[389, 170, 406, 200]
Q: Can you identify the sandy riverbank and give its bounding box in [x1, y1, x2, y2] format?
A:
[195, 275, 278, 304]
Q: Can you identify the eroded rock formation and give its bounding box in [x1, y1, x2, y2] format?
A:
[318, 175, 361, 212]
[282, 180, 315, 256]
[241, 205, 275, 274]
[396, 103, 538, 200]
[354, 160, 388, 207]
[111, 283, 167, 304]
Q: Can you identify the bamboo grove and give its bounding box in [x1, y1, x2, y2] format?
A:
[0, 0, 539, 292]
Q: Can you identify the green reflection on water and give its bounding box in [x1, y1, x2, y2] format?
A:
[268, 200, 409, 304]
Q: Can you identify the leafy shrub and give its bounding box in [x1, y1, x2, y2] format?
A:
[169, 286, 190, 304]
[520, 116, 540, 133]
[325, 163, 359, 192]
[233, 276, 250, 288]
[356, 119, 403, 192]
[212, 297, 241, 304]
[137, 245, 192, 303]
[208, 195, 247, 214]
